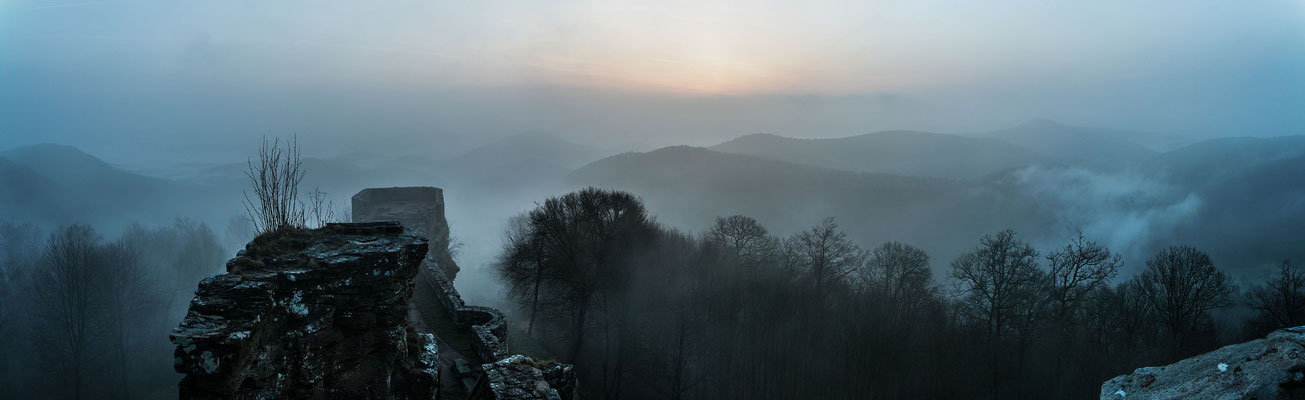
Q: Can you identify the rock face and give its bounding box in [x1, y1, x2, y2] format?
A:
[353, 187, 460, 280]
[170, 222, 439, 400]
[1100, 326, 1305, 399]
[474, 355, 578, 400]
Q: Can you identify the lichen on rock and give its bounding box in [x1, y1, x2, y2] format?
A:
[476, 355, 577, 400]
[1100, 326, 1305, 399]
[170, 222, 439, 400]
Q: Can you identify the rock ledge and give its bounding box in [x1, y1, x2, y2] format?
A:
[170, 222, 438, 400]
[1100, 326, 1305, 399]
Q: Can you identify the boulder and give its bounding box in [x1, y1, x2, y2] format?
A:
[1100, 326, 1305, 399]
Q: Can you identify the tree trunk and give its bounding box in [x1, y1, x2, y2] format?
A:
[570, 295, 590, 362]
[528, 262, 542, 336]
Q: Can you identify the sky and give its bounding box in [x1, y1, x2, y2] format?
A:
[2, 0, 1304, 166]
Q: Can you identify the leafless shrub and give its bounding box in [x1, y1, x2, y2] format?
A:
[336, 205, 353, 223]
[305, 187, 336, 228]
[242, 136, 306, 234]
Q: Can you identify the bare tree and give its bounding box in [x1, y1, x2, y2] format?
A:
[1135, 245, 1234, 355]
[495, 214, 551, 336]
[99, 241, 159, 400]
[950, 229, 1045, 397]
[30, 225, 104, 400]
[1045, 233, 1120, 322]
[951, 229, 1045, 338]
[0, 221, 42, 331]
[1247, 260, 1305, 334]
[861, 241, 935, 311]
[705, 215, 778, 264]
[644, 231, 710, 400]
[242, 136, 306, 234]
[788, 217, 861, 303]
[0, 221, 42, 394]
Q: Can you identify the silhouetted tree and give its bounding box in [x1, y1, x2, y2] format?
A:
[0, 221, 42, 395]
[860, 241, 934, 311]
[951, 229, 1045, 397]
[1045, 233, 1120, 322]
[99, 241, 159, 400]
[496, 214, 551, 335]
[1037, 233, 1120, 397]
[0, 221, 42, 332]
[1247, 260, 1305, 335]
[788, 217, 861, 303]
[491, 203, 1268, 400]
[508, 188, 658, 362]
[30, 225, 104, 400]
[1135, 245, 1234, 356]
[705, 215, 777, 265]
[952, 230, 1045, 340]
[120, 219, 225, 317]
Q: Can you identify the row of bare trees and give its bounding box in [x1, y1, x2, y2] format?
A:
[0, 137, 340, 399]
[495, 188, 1287, 399]
[0, 219, 228, 400]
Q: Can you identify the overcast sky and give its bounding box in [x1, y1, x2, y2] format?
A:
[2, 0, 1303, 166]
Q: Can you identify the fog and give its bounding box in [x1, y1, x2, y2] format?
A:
[4, 1, 1305, 166]
[1008, 166, 1205, 272]
[3, 1, 1305, 399]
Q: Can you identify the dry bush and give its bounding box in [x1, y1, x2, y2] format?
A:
[243, 136, 306, 234]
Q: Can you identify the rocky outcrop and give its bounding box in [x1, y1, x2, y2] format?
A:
[353, 187, 460, 280]
[170, 222, 439, 400]
[1100, 326, 1305, 399]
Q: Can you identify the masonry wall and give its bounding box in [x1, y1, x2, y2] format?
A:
[351, 186, 575, 400]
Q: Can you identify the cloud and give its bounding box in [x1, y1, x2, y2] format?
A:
[1010, 166, 1204, 263]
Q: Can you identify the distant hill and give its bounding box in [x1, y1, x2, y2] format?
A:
[711, 130, 1044, 180]
[0, 144, 174, 226]
[374, 132, 601, 188]
[985, 119, 1158, 169]
[1, 144, 165, 193]
[0, 155, 80, 223]
[571, 143, 1305, 275]
[1150, 136, 1305, 187]
[452, 132, 600, 170]
[6, 136, 1303, 278]
[1162, 152, 1305, 272]
[571, 146, 1044, 265]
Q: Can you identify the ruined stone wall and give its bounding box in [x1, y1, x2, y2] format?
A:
[170, 222, 439, 400]
[353, 187, 460, 280]
[352, 186, 576, 399]
[474, 355, 578, 400]
[420, 261, 510, 362]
